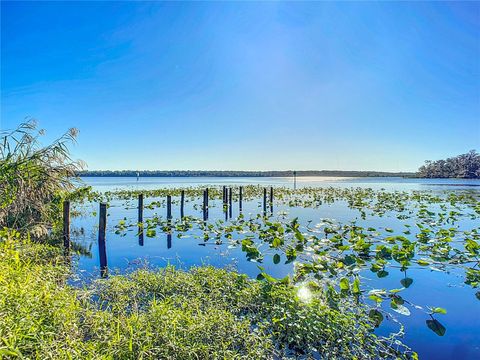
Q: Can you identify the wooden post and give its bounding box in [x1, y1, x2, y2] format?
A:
[180, 190, 185, 218]
[167, 195, 172, 220]
[167, 233, 172, 249]
[203, 190, 207, 211]
[98, 203, 108, 277]
[138, 194, 144, 223]
[239, 186, 243, 212]
[270, 187, 274, 213]
[224, 187, 228, 221]
[63, 201, 70, 252]
[293, 170, 297, 190]
[223, 186, 226, 204]
[203, 190, 208, 221]
[138, 195, 144, 246]
[228, 187, 232, 218]
[263, 188, 267, 215]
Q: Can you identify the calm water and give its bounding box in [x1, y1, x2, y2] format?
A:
[71, 177, 480, 359]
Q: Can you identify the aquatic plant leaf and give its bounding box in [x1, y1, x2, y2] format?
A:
[352, 277, 361, 294]
[426, 319, 446, 336]
[400, 277, 413, 288]
[369, 309, 383, 327]
[273, 254, 280, 264]
[339, 277, 349, 291]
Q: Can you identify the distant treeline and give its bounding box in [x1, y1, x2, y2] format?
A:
[417, 150, 480, 179]
[78, 170, 415, 178]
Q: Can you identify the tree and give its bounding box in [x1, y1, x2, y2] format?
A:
[417, 150, 480, 179]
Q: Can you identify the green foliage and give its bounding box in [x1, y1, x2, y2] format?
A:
[0, 120, 83, 237]
[417, 150, 480, 179]
[0, 230, 414, 359]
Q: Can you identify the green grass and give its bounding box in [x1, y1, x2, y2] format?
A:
[0, 229, 414, 359]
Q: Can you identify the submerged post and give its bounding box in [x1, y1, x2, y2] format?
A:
[63, 201, 70, 252]
[180, 190, 185, 218]
[138, 194, 144, 223]
[239, 186, 243, 212]
[167, 195, 172, 220]
[98, 203, 108, 277]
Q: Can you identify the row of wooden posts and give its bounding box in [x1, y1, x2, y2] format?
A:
[62, 186, 275, 277]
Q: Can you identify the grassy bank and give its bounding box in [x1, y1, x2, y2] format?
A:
[0, 229, 412, 359]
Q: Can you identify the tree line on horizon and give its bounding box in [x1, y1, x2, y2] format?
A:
[77, 169, 415, 178]
[77, 152, 480, 180]
[417, 150, 480, 179]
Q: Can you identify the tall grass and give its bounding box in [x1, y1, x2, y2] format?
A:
[0, 119, 83, 237]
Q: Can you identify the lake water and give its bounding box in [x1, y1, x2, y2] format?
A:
[71, 177, 480, 359]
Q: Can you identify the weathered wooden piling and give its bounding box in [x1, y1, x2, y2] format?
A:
[239, 186, 243, 212]
[203, 190, 208, 221]
[167, 195, 172, 220]
[293, 170, 297, 190]
[223, 186, 227, 205]
[263, 188, 267, 215]
[228, 188, 232, 218]
[138, 195, 144, 246]
[224, 187, 228, 221]
[63, 201, 70, 252]
[98, 203, 108, 277]
[270, 187, 274, 213]
[138, 194, 144, 223]
[180, 190, 185, 218]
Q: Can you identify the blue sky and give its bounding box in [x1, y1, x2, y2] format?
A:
[1, 1, 479, 171]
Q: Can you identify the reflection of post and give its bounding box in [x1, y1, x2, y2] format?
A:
[180, 190, 185, 218]
[167, 232, 172, 249]
[270, 187, 274, 214]
[293, 171, 297, 190]
[138, 223, 144, 246]
[63, 201, 70, 253]
[98, 203, 108, 278]
[138, 194, 143, 223]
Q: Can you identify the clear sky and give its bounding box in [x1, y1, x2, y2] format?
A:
[1, 1, 479, 171]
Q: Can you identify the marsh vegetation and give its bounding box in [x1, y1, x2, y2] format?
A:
[1, 123, 479, 359]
